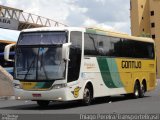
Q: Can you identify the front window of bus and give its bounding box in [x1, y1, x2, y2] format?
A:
[15, 31, 67, 81]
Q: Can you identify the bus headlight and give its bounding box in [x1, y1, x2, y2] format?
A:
[52, 83, 67, 89]
[13, 83, 22, 89]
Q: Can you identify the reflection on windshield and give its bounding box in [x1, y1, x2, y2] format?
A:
[18, 32, 67, 45]
[15, 46, 66, 80]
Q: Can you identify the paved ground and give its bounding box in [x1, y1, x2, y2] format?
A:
[0, 80, 160, 119]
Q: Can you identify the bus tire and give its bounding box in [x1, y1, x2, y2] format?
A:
[133, 82, 140, 99]
[82, 86, 92, 106]
[140, 83, 145, 98]
[37, 100, 50, 107]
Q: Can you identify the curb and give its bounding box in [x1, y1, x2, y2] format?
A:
[0, 96, 15, 100]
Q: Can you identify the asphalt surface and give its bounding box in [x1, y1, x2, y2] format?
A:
[0, 80, 160, 115]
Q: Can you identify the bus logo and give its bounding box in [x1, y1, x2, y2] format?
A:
[84, 63, 96, 69]
[72, 87, 81, 98]
[121, 60, 141, 69]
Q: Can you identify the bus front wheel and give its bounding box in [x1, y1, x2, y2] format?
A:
[82, 86, 92, 105]
[37, 100, 50, 107]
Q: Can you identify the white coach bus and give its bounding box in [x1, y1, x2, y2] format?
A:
[5, 27, 156, 107]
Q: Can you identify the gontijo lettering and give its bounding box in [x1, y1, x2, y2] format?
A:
[121, 61, 141, 69]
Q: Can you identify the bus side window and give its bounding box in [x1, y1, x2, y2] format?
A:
[67, 31, 82, 82]
[147, 43, 154, 59]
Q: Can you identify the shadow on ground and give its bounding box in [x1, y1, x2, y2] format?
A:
[0, 95, 150, 110]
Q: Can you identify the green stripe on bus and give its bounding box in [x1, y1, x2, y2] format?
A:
[97, 57, 117, 88]
[86, 29, 107, 36]
[106, 58, 123, 88]
[35, 82, 53, 89]
[36, 82, 45, 88]
[43, 81, 54, 88]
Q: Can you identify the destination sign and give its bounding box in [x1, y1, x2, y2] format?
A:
[0, 16, 19, 30]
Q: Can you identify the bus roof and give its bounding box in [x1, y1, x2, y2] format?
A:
[22, 27, 86, 33]
[86, 27, 154, 43]
[21, 27, 154, 43]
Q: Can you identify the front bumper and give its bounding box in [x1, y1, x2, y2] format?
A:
[14, 88, 68, 101]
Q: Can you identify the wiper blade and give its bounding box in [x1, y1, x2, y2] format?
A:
[24, 54, 37, 80]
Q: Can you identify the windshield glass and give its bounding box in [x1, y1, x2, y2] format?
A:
[18, 31, 67, 45]
[15, 46, 66, 80]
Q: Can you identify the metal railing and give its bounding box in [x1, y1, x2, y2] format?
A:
[20, 12, 67, 27]
[0, 5, 68, 30]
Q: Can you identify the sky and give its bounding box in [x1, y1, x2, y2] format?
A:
[0, 0, 131, 34]
[0, 28, 20, 41]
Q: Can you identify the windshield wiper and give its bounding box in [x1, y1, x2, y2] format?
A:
[40, 50, 49, 80]
[24, 54, 37, 80]
[36, 48, 40, 80]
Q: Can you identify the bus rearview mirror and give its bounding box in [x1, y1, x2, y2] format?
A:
[62, 43, 71, 61]
[4, 43, 16, 62]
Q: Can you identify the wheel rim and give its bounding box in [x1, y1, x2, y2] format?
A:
[135, 90, 138, 96]
[135, 89, 139, 96]
[84, 88, 91, 104]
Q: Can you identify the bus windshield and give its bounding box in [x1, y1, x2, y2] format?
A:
[15, 31, 67, 81]
[15, 46, 66, 81]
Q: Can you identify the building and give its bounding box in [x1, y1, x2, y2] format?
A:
[130, 0, 160, 78]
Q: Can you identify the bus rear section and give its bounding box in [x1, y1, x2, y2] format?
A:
[83, 28, 156, 99]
